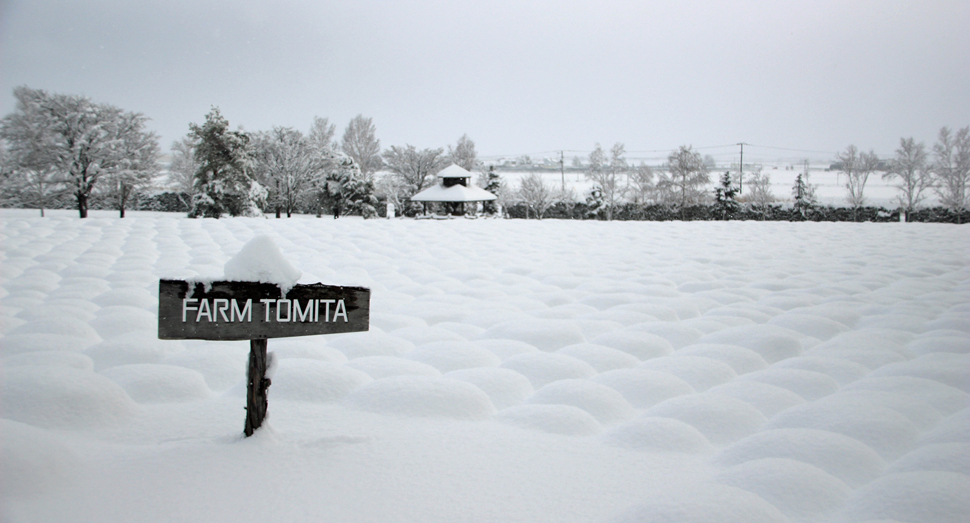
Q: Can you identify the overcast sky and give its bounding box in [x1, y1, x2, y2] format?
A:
[1, 0, 968, 163]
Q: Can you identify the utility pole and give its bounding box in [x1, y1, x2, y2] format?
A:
[737, 143, 748, 194]
[560, 151, 565, 192]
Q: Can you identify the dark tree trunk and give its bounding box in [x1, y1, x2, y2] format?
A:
[77, 192, 88, 218]
[275, 206, 281, 219]
[244, 339, 271, 437]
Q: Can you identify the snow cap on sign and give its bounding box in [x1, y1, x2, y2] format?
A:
[223, 235, 302, 293]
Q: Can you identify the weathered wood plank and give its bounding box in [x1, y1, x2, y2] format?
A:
[158, 279, 370, 340]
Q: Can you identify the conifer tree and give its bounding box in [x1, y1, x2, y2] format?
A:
[188, 108, 265, 218]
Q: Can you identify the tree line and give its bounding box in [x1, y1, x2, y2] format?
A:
[2, 86, 967, 222]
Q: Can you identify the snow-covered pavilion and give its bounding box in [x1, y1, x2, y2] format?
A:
[410, 164, 497, 216]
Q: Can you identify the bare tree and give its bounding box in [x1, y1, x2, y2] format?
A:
[837, 144, 879, 212]
[382, 144, 447, 199]
[663, 145, 710, 216]
[932, 126, 970, 215]
[884, 137, 932, 212]
[341, 114, 381, 179]
[309, 116, 337, 153]
[584, 142, 627, 220]
[447, 134, 477, 171]
[518, 172, 559, 219]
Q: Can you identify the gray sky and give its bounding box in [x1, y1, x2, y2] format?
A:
[1, 0, 968, 163]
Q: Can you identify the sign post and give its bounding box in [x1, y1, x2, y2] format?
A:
[158, 279, 370, 436]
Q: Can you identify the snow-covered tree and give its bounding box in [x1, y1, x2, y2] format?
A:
[837, 144, 879, 212]
[518, 172, 557, 219]
[188, 107, 264, 218]
[105, 111, 160, 218]
[662, 145, 710, 215]
[792, 169, 818, 218]
[168, 136, 198, 194]
[341, 114, 381, 179]
[0, 86, 161, 218]
[629, 162, 654, 204]
[382, 144, 447, 198]
[884, 137, 932, 212]
[252, 127, 324, 218]
[584, 142, 627, 220]
[747, 171, 774, 218]
[447, 134, 477, 171]
[318, 153, 377, 218]
[931, 126, 970, 215]
[0, 89, 65, 216]
[479, 165, 502, 214]
[712, 171, 739, 220]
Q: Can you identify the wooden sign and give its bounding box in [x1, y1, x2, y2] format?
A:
[158, 278, 370, 437]
[158, 279, 370, 341]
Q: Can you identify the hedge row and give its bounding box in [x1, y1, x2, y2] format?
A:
[505, 202, 970, 224]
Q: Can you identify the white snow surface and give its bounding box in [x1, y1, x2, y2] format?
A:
[1, 208, 968, 523]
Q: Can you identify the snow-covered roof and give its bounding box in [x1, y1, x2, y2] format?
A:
[436, 164, 473, 179]
[410, 183, 497, 202]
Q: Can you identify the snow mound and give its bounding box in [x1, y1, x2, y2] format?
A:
[838, 471, 970, 523]
[468, 338, 540, 361]
[737, 368, 840, 401]
[626, 322, 704, 349]
[344, 375, 495, 419]
[638, 355, 737, 392]
[604, 417, 715, 453]
[100, 364, 211, 403]
[325, 331, 416, 359]
[269, 338, 348, 363]
[591, 330, 674, 361]
[406, 341, 502, 373]
[677, 343, 769, 375]
[906, 334, 970, 355]
[767, 313, 850, 341]
[593, 368, 696, 408]
[162, 344, 248, 392]
[2, 350, 94, 371]
[345, 356, 441, 379]
[772, 356, 869, 386]
[389, 325, 467, 345]
[697, 325, 805, 364]
[889, 442, 970, 476]
[867, 353, 970, 393]
[445, 367, 534, 410]
[919, 408, 970, 445]
[0, 365, 137, 428]
[706, 381, 806, 417]
[89, 306, 157, 338]
[766, 398, 920, 460]
[716, 457, 851, 522]
[496, 404, 602, 436]
[715, 428, 886, 488]
[609, 483, 789, 523]
[86, 331, 184, 370]
[222, 235, 301, 292]
[807, 330, 914, 367]
[8, 317, 101, 345]
[842, 376, 969, 415]
[499, 352, 596, 388]
[526, 379, 635, 424]
[91, 287, 156, 309]
[0, 419, 81, 497]
[481, 319, 586, 351]
[644, 393, 767, 446]
[824, 389, 943, 430]
[556, 343, 640, 372]
[271, 359, 372, 402]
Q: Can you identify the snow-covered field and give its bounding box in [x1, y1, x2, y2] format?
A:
[1, 209, 968, 523]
